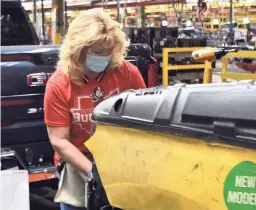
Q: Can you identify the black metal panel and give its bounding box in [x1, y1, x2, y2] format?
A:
[127, 43, 152, 57]
[1, 1, 40, 45]
[183, 91, 256, 121]
[2, 141, 54, 169]
[93, 81, 256, 149]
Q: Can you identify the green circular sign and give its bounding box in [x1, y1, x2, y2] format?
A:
[224, 161, 256, 210]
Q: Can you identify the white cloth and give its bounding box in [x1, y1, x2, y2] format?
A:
[54, 163, 88, 207]
[1, 170, 29, 210]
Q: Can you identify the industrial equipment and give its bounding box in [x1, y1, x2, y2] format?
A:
[85, 47, 256, 210]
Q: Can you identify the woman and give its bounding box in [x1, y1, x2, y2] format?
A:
[44, 8, 146, 210]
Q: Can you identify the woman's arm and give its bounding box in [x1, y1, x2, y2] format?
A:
[44, 78, 92, 176]
[47, 126, 92, 176]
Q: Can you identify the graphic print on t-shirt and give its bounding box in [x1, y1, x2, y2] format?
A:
[70, 88, 120, 134]
[90, 87, 104, 104]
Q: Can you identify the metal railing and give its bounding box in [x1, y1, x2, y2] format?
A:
[162, 47, 213, 85]
[221, 51, 256, 82]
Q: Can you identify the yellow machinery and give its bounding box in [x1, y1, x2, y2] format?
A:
[192, 47, 256, 82]
[162, 47, 214, 86]
[85, 47, 256, 210]
[163, 47, 256, 86]
[221, 51, 256, 82]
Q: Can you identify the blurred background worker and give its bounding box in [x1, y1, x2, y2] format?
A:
[44, 8, 146, 210]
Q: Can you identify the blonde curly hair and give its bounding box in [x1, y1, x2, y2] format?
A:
[58, 8, 128, 86]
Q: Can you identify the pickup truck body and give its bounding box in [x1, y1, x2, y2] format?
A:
[1, 45, 59, 176]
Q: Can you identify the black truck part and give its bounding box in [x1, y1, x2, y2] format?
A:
[93, 81, 256, 150]
[1, 0, 40, 46]
[127, 27, 178, 50]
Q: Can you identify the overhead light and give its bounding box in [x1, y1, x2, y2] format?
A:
[186, 20, 192, 27]
[162, 20, 168, 27]
[213, 18, 219, 25]
[243, 17, 250, 24]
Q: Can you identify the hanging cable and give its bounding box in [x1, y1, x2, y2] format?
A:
[102, 0, 108, 11]
[123, 0, 128, 29]
[41, 0, 46, 41]
[117, 0, 121, 23]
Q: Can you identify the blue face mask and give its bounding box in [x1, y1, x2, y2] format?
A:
[85, 54, 111, 73]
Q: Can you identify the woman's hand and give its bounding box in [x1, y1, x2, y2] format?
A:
[47, 126, 92, 176]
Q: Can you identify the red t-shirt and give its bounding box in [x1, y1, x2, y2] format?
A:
[44, 60, 146, 164]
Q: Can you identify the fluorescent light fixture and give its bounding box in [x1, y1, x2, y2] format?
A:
[243, 17, 250, 24]
[162, 20, 168, 27]
[213, 18, 219, 25]
[186, 20, 192, 27]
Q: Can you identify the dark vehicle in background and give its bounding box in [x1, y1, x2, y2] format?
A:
[1, 1, 58, 210]
[1, 0, 40, 46]
[1, 45, 59, 175]
[1, 0, 56, 176]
